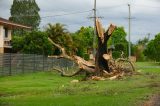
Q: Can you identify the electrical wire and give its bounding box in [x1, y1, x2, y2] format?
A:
[133, 4, 160, 9]
[11, 10, 92, 18]
[41, 10, 92, 18]
[97, 4, 126, 10]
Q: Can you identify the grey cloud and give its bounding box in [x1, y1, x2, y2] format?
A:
[0, 0, 12, 18]
[0, 0, 160, 43]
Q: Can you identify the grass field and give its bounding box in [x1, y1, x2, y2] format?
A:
[0, 62, 160, 106]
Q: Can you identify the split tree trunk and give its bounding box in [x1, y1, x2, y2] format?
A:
[95, 19, 116, 76]
[95, 33, 110, 75]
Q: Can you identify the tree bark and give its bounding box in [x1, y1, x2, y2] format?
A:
[95, 19, 116, 76]
[95, 33, 110, 75]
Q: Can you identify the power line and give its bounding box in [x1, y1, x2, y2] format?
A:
[133, 4, 160, 8]
[10, 10, 92, 18]
[97, 4, 126, 10]
[41, 10, 92, 18]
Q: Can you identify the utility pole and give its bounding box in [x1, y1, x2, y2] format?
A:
[90, 0, 102, 57]
[128, 4, 131, 58]
[93, 0, 97, 57]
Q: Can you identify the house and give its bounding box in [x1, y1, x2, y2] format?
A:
[0, 17, 31, 53]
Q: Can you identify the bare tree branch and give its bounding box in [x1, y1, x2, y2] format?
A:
[48, 37, 95, 77]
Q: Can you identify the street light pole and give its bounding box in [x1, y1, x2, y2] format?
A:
[128, 4, 131, 58]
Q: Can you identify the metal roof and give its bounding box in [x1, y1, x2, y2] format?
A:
[0, 17, 32, 29]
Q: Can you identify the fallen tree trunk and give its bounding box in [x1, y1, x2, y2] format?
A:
[48, 38, 95, 76]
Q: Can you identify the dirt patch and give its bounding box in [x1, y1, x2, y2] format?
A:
[149, 83, 160, 88]
[0, 93, 5, 97]
[0, 93, 9, 97]
[143, 94, 160, 106]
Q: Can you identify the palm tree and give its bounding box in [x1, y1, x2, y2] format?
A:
[46, 23, 67, 40]
[46, 23, 74, 55]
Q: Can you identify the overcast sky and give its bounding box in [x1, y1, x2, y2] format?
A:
[0, 0, 160, 43]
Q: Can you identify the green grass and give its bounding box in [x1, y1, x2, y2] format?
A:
[0, 62, 160, 106]
[135, 62, 160, 67]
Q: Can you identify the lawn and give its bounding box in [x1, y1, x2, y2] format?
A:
[0, 62, 160, 106]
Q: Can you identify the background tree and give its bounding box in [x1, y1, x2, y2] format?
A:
[144, 33, 160, 61]
[12, 31, 53, 55]
[72, 26, 94, 60]
[12, 36, 24, 53]
[133, 37, 149, 61]
[108, 27, 128, 58]
[10, 0, 40, 30]
[46, 23, 74, 55]
[137, 37, 149, 46]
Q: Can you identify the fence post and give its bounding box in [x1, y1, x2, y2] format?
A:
[52, 57, 54, 69]
[9, 53, 12, 76]
[1, 54, 4, 76]
[33, 54, 36, 72]
[35, 54, 37, 71]
[22, 53, 24, 74]
[43, 55, 44, 71]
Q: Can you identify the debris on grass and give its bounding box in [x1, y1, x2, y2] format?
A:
[70, 80, 79, 83]
[143, 94, 160, 106]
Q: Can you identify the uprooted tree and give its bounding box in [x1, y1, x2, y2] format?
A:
[48, 19, 135, 79]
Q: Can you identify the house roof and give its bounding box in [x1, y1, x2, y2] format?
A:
[0, 17, 32, 29]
